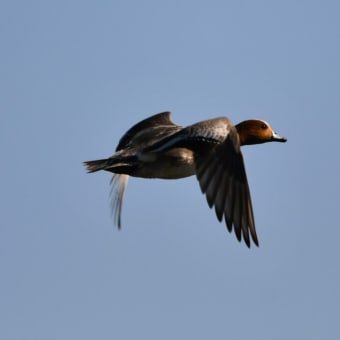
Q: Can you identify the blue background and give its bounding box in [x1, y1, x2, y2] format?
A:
[1, 1, 339, 339]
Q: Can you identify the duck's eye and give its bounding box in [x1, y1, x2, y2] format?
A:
[261, 123, 267, 129]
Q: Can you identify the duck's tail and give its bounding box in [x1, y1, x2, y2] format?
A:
[83, 153, 136, 173]
[83, 159, 111, 173]
[83, 159, 130, 228]
[83, 157, 130, 173]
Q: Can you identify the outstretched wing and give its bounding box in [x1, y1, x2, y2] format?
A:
[111, 112, 176, 227]
[110, 174, 129, 228]
[195, 125, 258, 247]
[116, 112, 177, 151]
[145, 116, 258, 247]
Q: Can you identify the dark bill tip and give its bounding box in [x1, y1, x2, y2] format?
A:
[272, 131, 287, 142]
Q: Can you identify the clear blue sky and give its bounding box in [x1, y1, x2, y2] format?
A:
[1, 1, 339, 339]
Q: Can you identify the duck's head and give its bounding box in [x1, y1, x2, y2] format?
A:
[235, 119, 287, 146]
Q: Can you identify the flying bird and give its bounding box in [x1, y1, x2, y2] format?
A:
[84, 111, 287, 247]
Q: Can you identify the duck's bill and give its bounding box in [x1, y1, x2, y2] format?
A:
[272, 131, 287, 142]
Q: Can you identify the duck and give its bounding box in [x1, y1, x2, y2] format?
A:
[84, 111, 287, 247]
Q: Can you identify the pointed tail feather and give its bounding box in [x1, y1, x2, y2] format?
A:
[83, 159, 111, 173]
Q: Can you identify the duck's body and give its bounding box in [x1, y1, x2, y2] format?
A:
[84, 111, 286, 247]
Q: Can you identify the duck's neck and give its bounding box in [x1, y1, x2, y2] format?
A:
[235, 120, 262, 146]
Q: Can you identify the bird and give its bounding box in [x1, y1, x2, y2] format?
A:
[84, 111, 287, 247]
